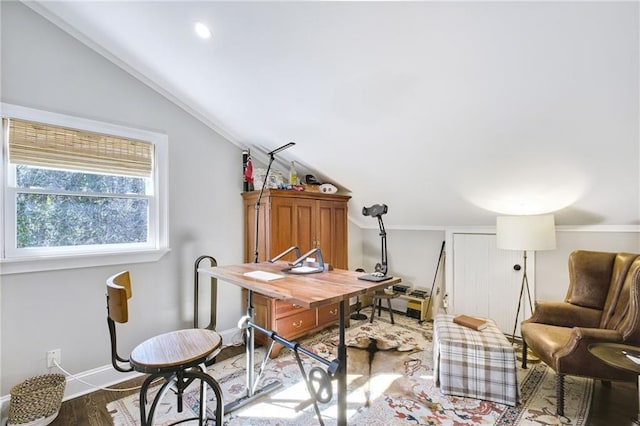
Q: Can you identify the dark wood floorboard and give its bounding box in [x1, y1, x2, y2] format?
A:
[49, 345, 638, 425]
[589, 379, 637, 426]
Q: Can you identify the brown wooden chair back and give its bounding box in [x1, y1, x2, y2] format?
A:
[106, 271, 134, 372]
[107, 271, 132, 324]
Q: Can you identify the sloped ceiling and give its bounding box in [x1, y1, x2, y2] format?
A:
[27, 1, 639, 228]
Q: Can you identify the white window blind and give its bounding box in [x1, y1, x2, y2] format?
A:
[7, 118, 154, 177]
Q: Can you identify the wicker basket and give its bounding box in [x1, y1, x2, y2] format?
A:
[8, 374, 66, 425]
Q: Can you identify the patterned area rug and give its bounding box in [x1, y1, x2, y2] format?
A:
[108, 313, 592, 425]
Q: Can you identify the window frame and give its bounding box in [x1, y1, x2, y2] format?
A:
[0, 103, 170, 275]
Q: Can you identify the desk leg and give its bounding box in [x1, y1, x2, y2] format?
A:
[338, 300, 347, 426]
[246, 289, 255, 398]
[225, 290, 282, 415]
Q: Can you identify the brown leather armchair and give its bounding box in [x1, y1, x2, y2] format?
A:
[521, 250, 640, 416]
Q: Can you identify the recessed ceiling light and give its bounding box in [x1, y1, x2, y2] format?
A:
[194, 22, 211, 39]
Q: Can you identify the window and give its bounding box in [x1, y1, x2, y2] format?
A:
[1, 104, 169, 274]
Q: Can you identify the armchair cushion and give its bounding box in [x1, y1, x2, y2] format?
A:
[566, 250, 615, 309]
[526, 301, 601, 329]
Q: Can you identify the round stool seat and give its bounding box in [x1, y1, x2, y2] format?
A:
[130, 328, 222, 373]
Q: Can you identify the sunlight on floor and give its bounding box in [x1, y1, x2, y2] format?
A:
[232, 371, 403, 422]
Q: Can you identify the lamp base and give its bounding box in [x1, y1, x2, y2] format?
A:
[516, 348, 540, 363]
[350, 313, 368, 320]
[511, 340, 541, 363]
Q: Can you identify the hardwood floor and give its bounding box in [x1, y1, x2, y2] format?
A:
[49, 345, 637, 425]
[590, 379, 637, 426]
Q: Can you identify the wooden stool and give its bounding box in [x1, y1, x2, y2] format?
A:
[370, 290, 400, 324]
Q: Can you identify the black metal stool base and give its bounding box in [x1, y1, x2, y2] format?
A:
[139, 367, 224, 426]
[351, 312, 368, 320]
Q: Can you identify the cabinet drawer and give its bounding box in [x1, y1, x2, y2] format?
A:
[275, 300, 306, 318]
[318, 303, 340, 325]
[276, 309, 316, 336]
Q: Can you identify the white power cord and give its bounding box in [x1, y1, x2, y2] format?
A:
[51, 359, 158, 392]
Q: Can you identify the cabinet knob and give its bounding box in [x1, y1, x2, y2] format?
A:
[513, 264, 522, 271]
[292, 320, 303, 329]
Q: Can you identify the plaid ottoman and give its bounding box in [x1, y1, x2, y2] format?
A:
[433, 314, 519, 406]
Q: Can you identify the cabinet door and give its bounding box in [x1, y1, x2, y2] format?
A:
[242, 192, 269, 263]
[270, 197, 296, 262]
[331, 201, 348, 269]
[294, 198, 316, 255]
[317, 200, 348, 269]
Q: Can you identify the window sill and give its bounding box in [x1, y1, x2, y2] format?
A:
[0, 248, 171, 275]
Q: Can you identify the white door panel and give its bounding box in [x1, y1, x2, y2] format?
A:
[452, 233, 533, 336]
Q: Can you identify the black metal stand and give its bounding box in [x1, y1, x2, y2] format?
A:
[253, 142, 294, 263]
[351, 308, 368, 321]
[361, 204, 389, 279]
[375, 214, 388, 275]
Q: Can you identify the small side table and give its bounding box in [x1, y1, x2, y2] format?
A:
[588, 343, 640, 425]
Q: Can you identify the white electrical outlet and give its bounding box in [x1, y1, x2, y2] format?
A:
[46, 349, 61, 368]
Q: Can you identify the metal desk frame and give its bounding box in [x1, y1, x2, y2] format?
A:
[199, 262, 400, 425]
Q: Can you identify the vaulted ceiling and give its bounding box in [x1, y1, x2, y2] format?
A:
[27, 1, 639, 228]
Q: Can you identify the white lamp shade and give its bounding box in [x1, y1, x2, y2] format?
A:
[496, 214, 556, 251]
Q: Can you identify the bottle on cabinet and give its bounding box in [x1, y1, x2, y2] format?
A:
[289, 161, 298, 185]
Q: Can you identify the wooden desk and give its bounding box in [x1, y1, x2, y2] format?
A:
[589, 343, 640, 425]
[199, 262, 401, 426]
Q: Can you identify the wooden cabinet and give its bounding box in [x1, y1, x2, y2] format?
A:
[242, 189, 350, 357]
[242, 189, 350, 268]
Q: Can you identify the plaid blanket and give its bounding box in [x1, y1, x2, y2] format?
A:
[433, 314, 519, 406]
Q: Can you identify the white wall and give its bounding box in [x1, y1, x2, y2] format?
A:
[0, 1, 245, 399]
[361, 227, 639, 315]
[536, 230, 640, 301]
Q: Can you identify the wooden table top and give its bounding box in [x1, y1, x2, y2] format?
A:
[589, 343, 640, 374]
[198, 261, 401, 309]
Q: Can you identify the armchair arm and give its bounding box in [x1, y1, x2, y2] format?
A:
[548, 325, 635, 381]
[572, 326, 622, 341]
[525, 301, 602, 328]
